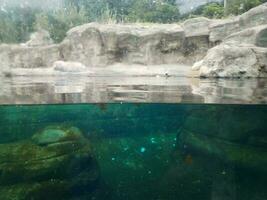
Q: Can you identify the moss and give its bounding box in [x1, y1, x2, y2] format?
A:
[179, 129, 267, 172]
[0, 126, 100, 199]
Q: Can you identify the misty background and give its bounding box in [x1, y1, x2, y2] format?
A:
[0, 0, 222, 13]
[0, 0, 265, 44]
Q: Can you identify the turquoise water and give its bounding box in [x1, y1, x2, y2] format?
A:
[0, 103, 266, 200]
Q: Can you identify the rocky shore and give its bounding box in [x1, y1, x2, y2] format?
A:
[0, 3, 266, 78]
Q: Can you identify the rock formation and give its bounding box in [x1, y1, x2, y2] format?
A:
[0, 3, 266, 78]
[178, 106, 267, 171]
[192, 3, 267, 77]
[167, 106, 267, 199]
[0, 126, 101, 200]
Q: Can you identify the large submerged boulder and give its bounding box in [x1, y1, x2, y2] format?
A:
[0, 126, 101, 200]
[177, 106, 267, 172]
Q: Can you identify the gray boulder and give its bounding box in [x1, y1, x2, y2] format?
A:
[224, 25, 267, 47]
[0, 44, 60, 76]
[209, 3, 267, 42]
[209, 17, 240, 43]
[182, 17, 211, 37]
[192, 25, 267, 78]
[194, 44, 266, 78]
[60, 23, 186, 66]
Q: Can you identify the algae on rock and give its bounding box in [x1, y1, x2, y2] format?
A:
[0, 126, 101, 200]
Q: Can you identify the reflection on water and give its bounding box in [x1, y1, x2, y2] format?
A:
[0, 76, 266, 105]
[0, 103, 266, 200]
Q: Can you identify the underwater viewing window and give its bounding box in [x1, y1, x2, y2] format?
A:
[0, 0, 267, 199]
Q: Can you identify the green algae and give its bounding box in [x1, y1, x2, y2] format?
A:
[0, 103, 266, 200]
[0, 126, 100, 199]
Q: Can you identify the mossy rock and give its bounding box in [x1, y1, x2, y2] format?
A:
[178, 129, 267, 172]
[0, 126, 100, 199]
[32, 126, 83, 146]
[183, 106, 267, 145]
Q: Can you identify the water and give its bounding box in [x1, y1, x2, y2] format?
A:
[0, 103, 266, 200]
[0, 76, 266, 104]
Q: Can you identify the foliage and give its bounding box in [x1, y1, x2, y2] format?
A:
[127, 0, 180, 23]
[202, 3, 224, 18]
[181, 2, 224, 20]
[0, 0, 266, 44]
[35, 7, 89, 42]
[0, 0, 181, 44]
[226, 0, 262, 15]
[0, 8, 37, 43]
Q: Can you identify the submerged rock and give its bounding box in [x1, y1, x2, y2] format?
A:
[179, 129, 267, 171]
[0, 126, 100, 200]
[171, 106, 267, 199]
[177, 106, 267, 172]
[32, 126, 83, 145]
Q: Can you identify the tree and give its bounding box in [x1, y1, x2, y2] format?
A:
[203, 3, 224, 18]
[128, 0, 180, 23]
[226, 0, 262, 15]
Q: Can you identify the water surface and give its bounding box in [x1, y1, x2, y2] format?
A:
[0, 76, 266, 105]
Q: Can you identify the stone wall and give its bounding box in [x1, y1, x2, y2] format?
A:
[0, 3, 266, 78]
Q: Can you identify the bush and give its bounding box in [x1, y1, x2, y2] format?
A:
[128, 0, 180, 23]
[226, 0, 262, 15]
[35, 7, 89, 43]
[0, 7, 37, 43]
[203, 3, 224, 18]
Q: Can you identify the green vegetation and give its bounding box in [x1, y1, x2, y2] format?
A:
[226, 0, 264, 15]
[202, 3, 224, 18]
[35, 7, 89, 43]
[0, 0, 180, 43]
[126, 0, 180, 23]
[0, 8, 37, 43]
[0, 0, 266, 44]
[186, 2, 225, 19]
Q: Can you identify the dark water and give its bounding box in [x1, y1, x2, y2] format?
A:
[0, 103, 266, 200]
